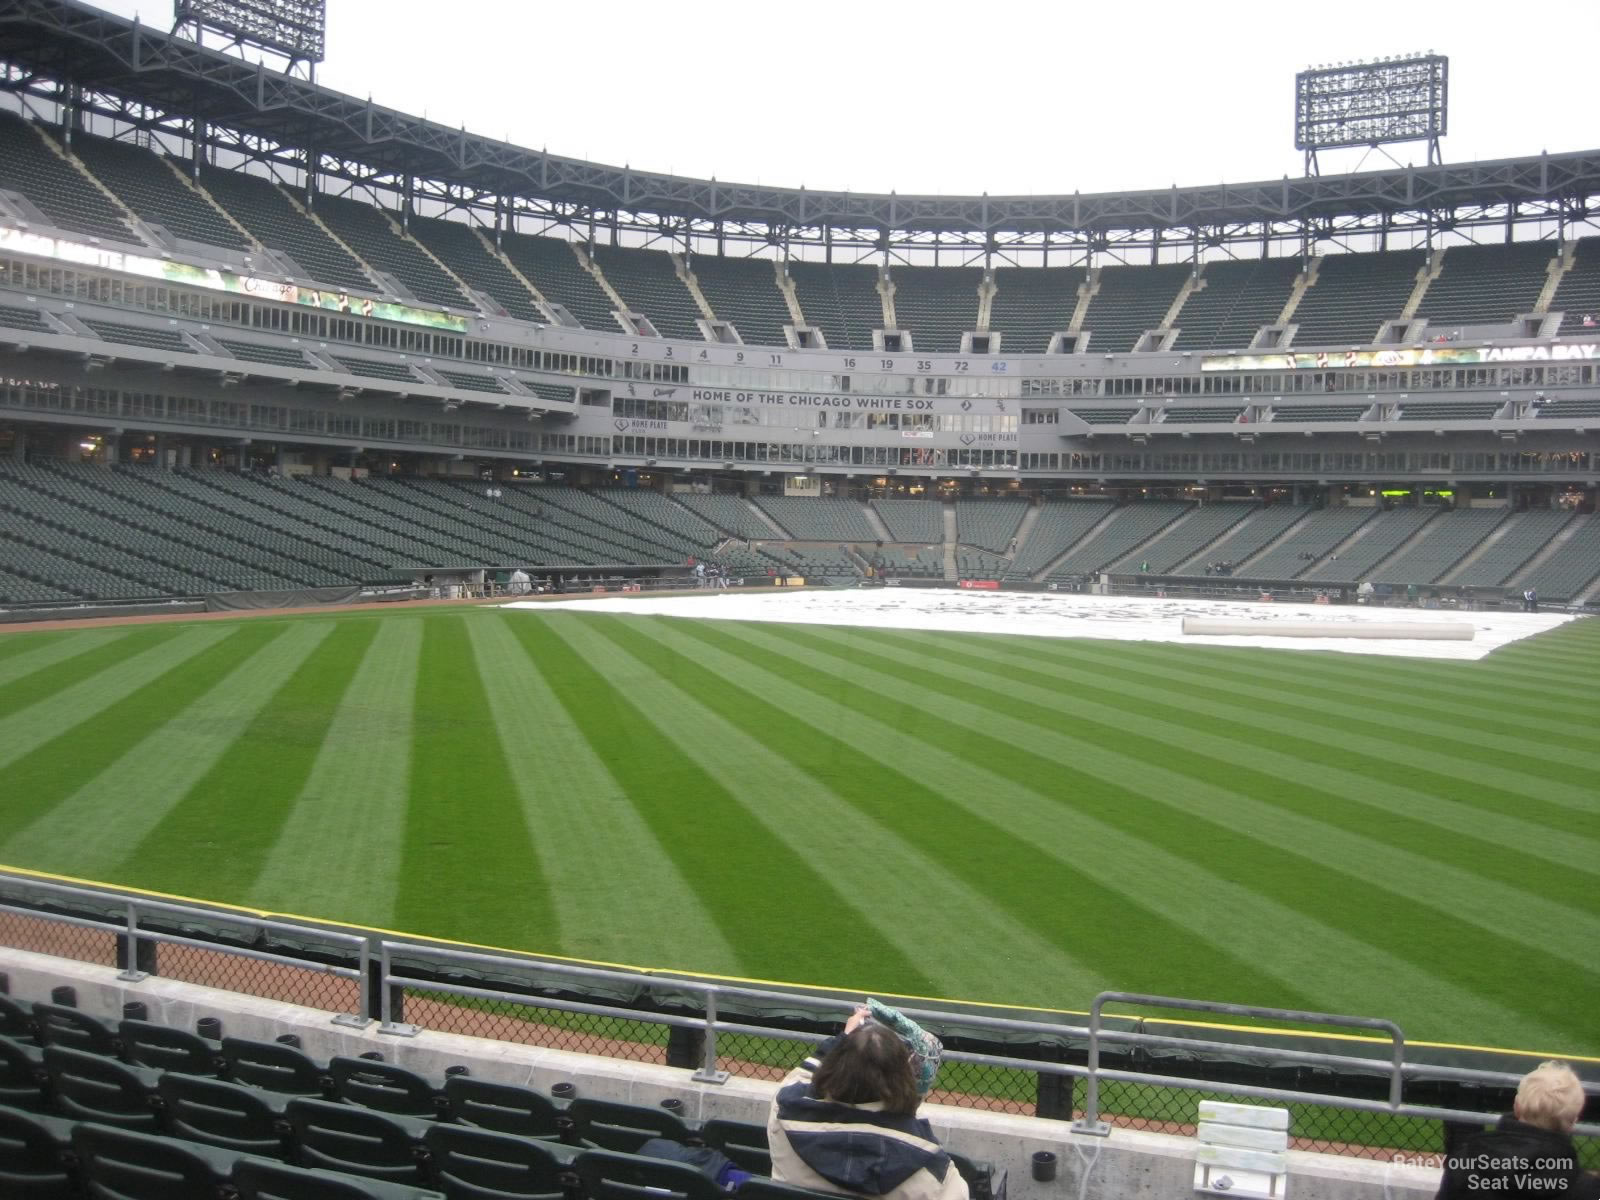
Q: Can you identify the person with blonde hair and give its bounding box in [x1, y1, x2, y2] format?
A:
[1438, 1061, 1597, 1200]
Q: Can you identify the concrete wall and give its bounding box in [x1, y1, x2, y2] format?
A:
[0, 947, 1443, 1200]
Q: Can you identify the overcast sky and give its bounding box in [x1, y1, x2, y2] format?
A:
[84, 0, 1598, 198]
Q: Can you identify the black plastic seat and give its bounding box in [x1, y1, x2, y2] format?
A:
[0, 1103, 76, 1198]
[0, 1034, 48, 1110]
[283, 1096, 430, 1184]
[0, 993, 37, 1042]
[233, 1156, 445, 1200]
[700, 1118, 771, 1176]
[564, 1098, 695, 1154]
[120, 1019, 221, 1075]
[222, 1037, 331, 1098]
[158, 1071, 291, 1156]
[33, 1002, 118, 1056]
[573, 1148, 722, 1200]
[72, 1121, 238, 1200]
[423, 1123, 572, 1200]
[441, 1076, 564, 1139]
[948, 1152, 1006, 1200]
[43, 1044, 161, 1131]
[329, 1056, 443, 1119]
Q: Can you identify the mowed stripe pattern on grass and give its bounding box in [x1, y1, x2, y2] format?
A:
[0, 607, 1595, 1055]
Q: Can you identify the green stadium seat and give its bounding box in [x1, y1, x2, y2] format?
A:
[329, 1056, 446, 1120]
[158, 1072, 291, 1157]
[221, 1037, 331, 1099]
[233, 1156, 445, 1200]
[422, 1123, 571, 1200]
[119, 1019, 222, 1076]
[283, 1096, 431, 1183]
[0, 1102, 75, 1197]
[72, 1120, 239, 1200]
[573, 1148, 723, 1200]
[564, 1098, 696, 1155]
[32, 1002, 118, 1057]
[441, 1075, 566, 1140]
[698, 1118, 771, 1177]
[42, 1044, 161, 1130]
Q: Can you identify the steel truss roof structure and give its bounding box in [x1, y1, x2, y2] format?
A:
[1, 0, 1598, 260]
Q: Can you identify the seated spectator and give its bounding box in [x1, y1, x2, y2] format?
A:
[1437, 1061, 1598, 1200]
[768, 1001, 968, 1200]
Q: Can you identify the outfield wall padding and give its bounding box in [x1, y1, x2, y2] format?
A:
[204, 585, 362, 611]
[1182, 618, 1474, 640]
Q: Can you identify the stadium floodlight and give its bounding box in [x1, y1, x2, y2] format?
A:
[173, 0, 326, 72]
[1294, 54, 1447, 175]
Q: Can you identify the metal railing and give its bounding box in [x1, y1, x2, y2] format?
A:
[0, 869, 1595, 1160]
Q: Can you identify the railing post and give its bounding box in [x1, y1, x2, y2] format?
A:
[1072, 995, 1111, 1136]
[374, 941, 417, 1037]
[115, 902, 150, 982]
[691, 989, 729, 1084]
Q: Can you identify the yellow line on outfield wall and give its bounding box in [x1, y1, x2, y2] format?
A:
[3, 862, 1595, 1065]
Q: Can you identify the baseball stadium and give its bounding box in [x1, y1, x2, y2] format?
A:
[0, 2, 1595, 1197]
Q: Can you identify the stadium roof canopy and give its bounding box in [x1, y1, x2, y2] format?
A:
[1, 0, 1598, 252]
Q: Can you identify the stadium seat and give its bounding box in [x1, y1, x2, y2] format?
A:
[0, 993, 38, 1043]
[158, 1072, 291, 1156]
[0, 1102, 76, 1198]
[698, 1118, 771, 1176]
[0, 1035, 47, 1110]
[422, 1123, 572, 1200]
[72, 1120, 238, 1200]
[119, 1019, 222, 1076]
[572, 1148, 723, 1200]
[283, 1096, 431, 1183]
[732, 1177, 839, 1200]
[233, 1156, 445, 1200]
[222, 1037, 332, 1098]
[563, 1097, 697, 1154]
[329, 1056, 446, 1119]
[32, 1002, 119, 1057]
[42, 1045, 161, 1131]
[441, 1075, 566, 1139]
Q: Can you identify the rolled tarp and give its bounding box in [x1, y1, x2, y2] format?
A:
[1182, 618, 1473, 640]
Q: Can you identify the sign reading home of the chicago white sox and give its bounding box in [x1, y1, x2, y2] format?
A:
[691, 388, 942, 411]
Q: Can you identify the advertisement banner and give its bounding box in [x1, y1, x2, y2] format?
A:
[958, 579, 1001, 590]
[0, 225, 468, 334]
[1201, 342, 1600, 372]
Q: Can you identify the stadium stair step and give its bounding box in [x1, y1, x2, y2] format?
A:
[862, 505, 894, 542]
[1235, 508, 1317, 572]
[941, 504, 958, 581]
[1008, 503, 1043, 564]
[743, 499, 789, 538]
[1505, 514, 1585, 584]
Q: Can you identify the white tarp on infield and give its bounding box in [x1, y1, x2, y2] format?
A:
[502, 589, 1577, 660]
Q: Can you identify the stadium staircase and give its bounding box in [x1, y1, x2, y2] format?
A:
[988, 266, 1086, 353]
[1373, 507, 1509, 586]
[312, 196, 477, 310]
[888, 265, 983, 353]
[1550, 237, 1600, 331]
[1288, 249, 1426, 347]
[1044, 502, 1191, 581]
[1238, 507, 1373, 577]
[65, 130, 255, 253]
[0, 113, 142, 246]
[690, 254, 792, 348]
[588, 244, 706, 342]
[575, 243, 644, 334]
[499, 232, 618, 331]
[1412, 241, 1557, 328]
[1008, 502, 1042, 566]
[1171, 259, 1302, 351]
[1506, 513, 1600, 600]
[1439, 509, 1573, 588]
[788, 262, 883, 351]
[1108, 502, 1256, 573]
[1300, 508, 1439, 584]
[941, 506, 958, 580]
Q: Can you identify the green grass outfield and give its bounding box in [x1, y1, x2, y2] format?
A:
[0, 604, 1596, 1058]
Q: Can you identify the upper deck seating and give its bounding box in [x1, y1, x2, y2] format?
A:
[789, 262, 882, 351]
[217, 337, 312, 369]
[1396, 401, 1503, 421]
[589, 245, 704, 341]
[1413, 241, 1556, 327]
[871, 499, 942, 543]
[198, 166, 374, 294]
[690, 255, 792, 348]
[81, 318, 190, 353]
[313, 195, 472, 310]
[1269, 404, 1369, 423]
[888, 266, 983, 353]
[0, 303, 53, 334]
[501, 233, 618, 332]
[67, 131, 249, 251]
[409, 217, 544, 323]
[1551, 237, 1600, 332]
[1079, 262, 1189, 353]
[1171, 258, 1300, 350]
[1372, 507, 1509, 586]
[988, 266, 1086, 354]
[1290, 249, 1425, 347]
[0, 113, 135, 244]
